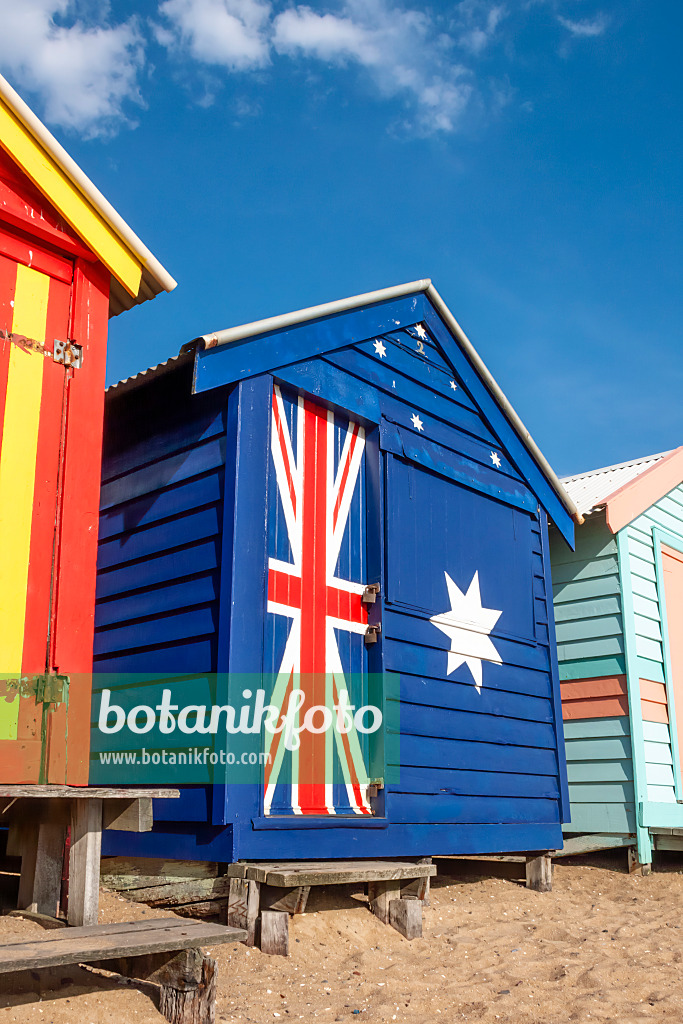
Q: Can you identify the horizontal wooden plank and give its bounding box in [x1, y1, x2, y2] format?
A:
[561, 676, 627, 700]
[558, 656, 626, 680]
[557, 834, 635, 856]
[563, 802, 636, 835]
[640, 801, 683, 829]
[555, 615, 623, 644]
[390, 765, 560, 799]
[397, 734, 558, 777]
[557, 637, 625, 661]
[95, 573, 220, 629]
[550, 524, 615, 565]
[551, 555, 619, 586]
[384, 639, 552, 700]
[98, 507, 221, 570]
[99, 471, 223, 542]
[94, 605, 218, 657]
[632, 594, 661, 624]
[562, 696, 629, 720]
[0, 921, 245, 973]
[553, 595, 621, 623]
[101, 408, 225, 484]
[637, 658, 665, 684]
[628, 554, 656, 584]
[563, 716, 630, 739]
[643, 741, 673, 766]
[641, 679, 668, 724]
[0, 786, 179, 799]
[564, 736, 632, 761]
[552, 576, 621, 604]
[229, 859, 436, 886]
[398, 672, 554, 724]
[92, 637, 215, 674]
[100, 436, 226, 511]
[631, 575, 658, 602]
[647, 785, 675, 803]
[645, 762, 675, 787]
[389, 792, 560, 826]
[635, 634, 662, 664]
[568, 782, 634, 803]
[643, 720, 671, 744]
[633, 613, 662, 643]
[566, 758, 633, 783]
[390, 699, 557, 749]
[96, 539, 221, 599]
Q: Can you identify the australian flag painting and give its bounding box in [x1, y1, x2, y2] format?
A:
[263, 384, 374, 817]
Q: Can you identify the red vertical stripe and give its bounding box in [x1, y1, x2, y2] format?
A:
[0, 252, 18, 455]
[298, 399, 329, 814]
[53, 258, 110, 785]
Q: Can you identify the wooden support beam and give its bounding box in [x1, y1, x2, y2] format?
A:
[389, 899, 422, 940]
[102, 798, 153, 833]
[401, 859, 432, 904]
[368, 879, 402, 925]
[226, 876, 260, 947]
[25, 821, 66, 918]
[68, 798, 102, 926]
[525, 854, 552, 892]
[259, 911, 289, 957]
[628, 846, 652, 876]
[261, 883, 310, 915]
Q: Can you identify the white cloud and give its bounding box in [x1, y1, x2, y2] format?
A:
[0, 0, 144, 136]
[557, 13, 608, 38]
[156, 0, 272, 70]
[455, 1, 506, 55]
[272, 0, 473, 134]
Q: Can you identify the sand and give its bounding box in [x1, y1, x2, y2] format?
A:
[2, 851, 683, 1023]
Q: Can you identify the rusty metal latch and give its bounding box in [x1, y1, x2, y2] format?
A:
[54, 339, 83, 368]
[362, 583, 380, 604]
[364, 624, 381, 645]
[0, 328, 45, 354]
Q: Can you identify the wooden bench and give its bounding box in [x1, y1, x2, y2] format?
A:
[0, 918, 246, 1024]
[0, 785, 179, 926]
[227, 859, 436, 954]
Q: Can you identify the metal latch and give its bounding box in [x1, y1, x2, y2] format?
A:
[34, 673, 69, 705]
[54, 339, 83, 368]
[362, 583, 380, 604]
[364, 624, 381, 645]
[367, 781, 384, 799]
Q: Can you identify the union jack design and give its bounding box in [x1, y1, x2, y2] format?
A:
[264, 384, 373, 816]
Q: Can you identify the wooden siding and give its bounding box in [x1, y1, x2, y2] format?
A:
[551, 516, 624, 681]
[625, 483, 683, 804]
[563, 717, 636, 835]
[91, 360, 227, 800]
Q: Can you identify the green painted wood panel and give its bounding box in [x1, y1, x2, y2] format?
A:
[564, 717, 630, 739]
[568, 782, 634, 803]
[567, 759, 633, 783]
[637, 658, 665, 684]
[646, 784, 676, 803]
[555, 615, 622, 643]
[553, 577, 621, 604]
[643, 741, 673, 766]
[557, 637, 625, 661]
[563, 802, 636, 834]
[552, 555, 619, 585]
[558, 656, 626, 681]
[645, 762, 675, 787]
[565, 737, 632, 761]
[632, 594, 661, 623]
[633, 614, 662, 642]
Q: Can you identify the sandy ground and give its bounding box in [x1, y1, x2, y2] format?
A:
[1, 852, 683, 1023]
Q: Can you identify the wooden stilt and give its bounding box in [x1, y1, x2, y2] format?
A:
[628, 846, 652, 876]
[368, 879, 402, 925]
[226, 876, 260, 946]
[68, 798, 102, 926]
[525, 854, 552, 892]
[259, 911, 289, 956]
[30, 821, 67, 918]
[389, 899, 422, 939]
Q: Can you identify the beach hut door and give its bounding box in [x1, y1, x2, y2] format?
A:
[0, 249, 74, 783]
[262, 384, 375, 817]
[661, 544, 683, 780]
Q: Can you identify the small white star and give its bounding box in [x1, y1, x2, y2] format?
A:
[411, 414, 424, 432]
[414, 323, 427, 340]
[490, 451, 501, 468]
[449, 380, 458, 391]
[373, 339, 387, 358]
[392, 380, 396, 388]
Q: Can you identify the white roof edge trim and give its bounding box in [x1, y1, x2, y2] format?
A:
[0, 73, 177, 296]
[196, 278, 581, 525]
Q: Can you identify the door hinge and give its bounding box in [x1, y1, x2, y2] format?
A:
[364, 624, 381, 645]
[53, 339, 83, 368]
[362, 583, 380, 604]
[34, 673, 69, 705]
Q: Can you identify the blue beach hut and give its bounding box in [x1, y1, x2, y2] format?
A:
[93, 279, 578, 864]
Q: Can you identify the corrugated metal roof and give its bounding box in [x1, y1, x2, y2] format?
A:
[561, 450, 674, 516]
[106, 347, 193, 396]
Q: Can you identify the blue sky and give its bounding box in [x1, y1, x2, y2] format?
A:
[1, 0, 681, 476]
